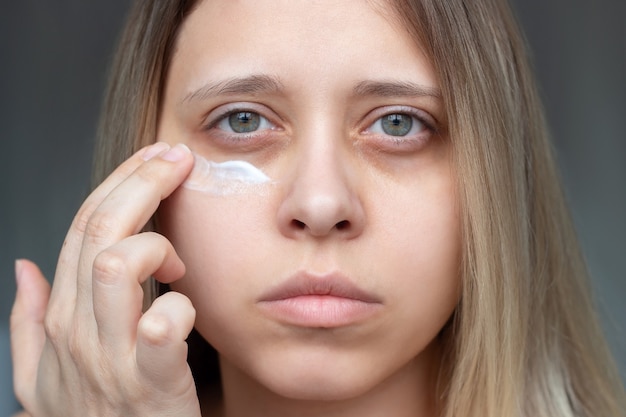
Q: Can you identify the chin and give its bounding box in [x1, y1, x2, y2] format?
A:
[221, 340, 410, 403]
[261, 368, 375, 402]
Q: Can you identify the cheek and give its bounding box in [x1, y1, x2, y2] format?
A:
[398, 210, 460, 326]
[157, 189, 270, 304]
[158, 188, 286, 358]
[372, 173, 461, 330]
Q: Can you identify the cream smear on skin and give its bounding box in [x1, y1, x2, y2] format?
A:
[183, 152, 273, 196]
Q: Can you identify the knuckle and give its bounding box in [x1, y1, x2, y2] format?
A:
[73, 200, 100, 235]
[138, 313, 173, 347]
[85, 210, 118, 245]
[93, 249, 130, 286]
[43, 312, 65, 344]
[67, 321, 90, 364]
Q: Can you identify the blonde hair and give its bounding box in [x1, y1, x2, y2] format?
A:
[93, 0, 198, 183]
[92, 0, 626, 416]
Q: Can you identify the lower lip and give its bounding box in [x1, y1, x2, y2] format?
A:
[258, 295, 382, 328]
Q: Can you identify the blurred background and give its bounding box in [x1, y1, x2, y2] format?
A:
[1, 0, 624, 414]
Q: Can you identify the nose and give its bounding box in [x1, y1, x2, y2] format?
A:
[276, 142, 365, 240]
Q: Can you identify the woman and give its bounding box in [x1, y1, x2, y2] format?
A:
[11, 0, 626, 416]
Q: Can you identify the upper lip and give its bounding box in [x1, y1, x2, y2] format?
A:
[258, 271, 381, 303]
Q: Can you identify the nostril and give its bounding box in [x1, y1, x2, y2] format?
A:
[336, 220, 350, 230]
[289, 219, 350, 233]
[291, 219, 306, 230]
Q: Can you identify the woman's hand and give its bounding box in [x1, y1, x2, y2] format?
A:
[10, 143, 202, 417]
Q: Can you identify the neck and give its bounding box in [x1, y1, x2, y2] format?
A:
[215, 342, 442, 417]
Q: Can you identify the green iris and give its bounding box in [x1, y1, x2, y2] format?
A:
[381, 114, 412, 136]
[228, 112, 261, 133]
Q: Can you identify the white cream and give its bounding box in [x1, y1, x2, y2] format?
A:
[183, 153, 272, 196]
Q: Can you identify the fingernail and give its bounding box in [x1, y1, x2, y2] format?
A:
[15, 259, 23, 287]
[141, 142, 171, 161]
[161, 143, 191, 162]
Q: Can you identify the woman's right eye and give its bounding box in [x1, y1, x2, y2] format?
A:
[201, 104, 284, 150]
[215, 111, 274, 134]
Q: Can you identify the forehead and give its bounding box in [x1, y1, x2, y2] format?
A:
[168, 0, 437, 101]
[181, 0, 401, 39]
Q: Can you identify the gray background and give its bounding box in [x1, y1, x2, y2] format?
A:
[1, 1, 624, 415]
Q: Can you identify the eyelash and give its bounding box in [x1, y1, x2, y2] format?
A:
[202, 104, 438, 150]
[361, 106, 438, 150]
[202, 104, 280, 143]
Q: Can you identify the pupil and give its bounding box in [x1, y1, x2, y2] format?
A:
[228, 112, 261, 133]
[381, 114, 412, 136]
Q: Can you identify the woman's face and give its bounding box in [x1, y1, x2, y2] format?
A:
[158, 0, 460, 401]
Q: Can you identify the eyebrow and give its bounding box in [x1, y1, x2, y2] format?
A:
[182, 74, 284, 104]
[352, 80, 442, 100]
[181, 75, 442, 104]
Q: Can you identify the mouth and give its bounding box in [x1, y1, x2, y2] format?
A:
[257, 272, 383, 328]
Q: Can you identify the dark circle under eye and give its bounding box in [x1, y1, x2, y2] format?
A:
[228, 111, 261, 133]
[381, 114, 412, 136]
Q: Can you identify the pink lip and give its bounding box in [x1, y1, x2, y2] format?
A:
[257, 272, 383, 328]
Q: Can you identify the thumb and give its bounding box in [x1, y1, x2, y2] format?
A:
[136, 291, 197, 395]
[10, 259, 51, 409]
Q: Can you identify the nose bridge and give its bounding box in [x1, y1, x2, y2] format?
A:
[297, 123, 347, 195]
[277, 118, 365, 239]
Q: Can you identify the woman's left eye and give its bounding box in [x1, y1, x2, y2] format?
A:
[367, 113, 427, 137]
[215, 111, 274, 134]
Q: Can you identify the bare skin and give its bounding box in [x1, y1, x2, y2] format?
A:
[11, 1, 460, 416]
